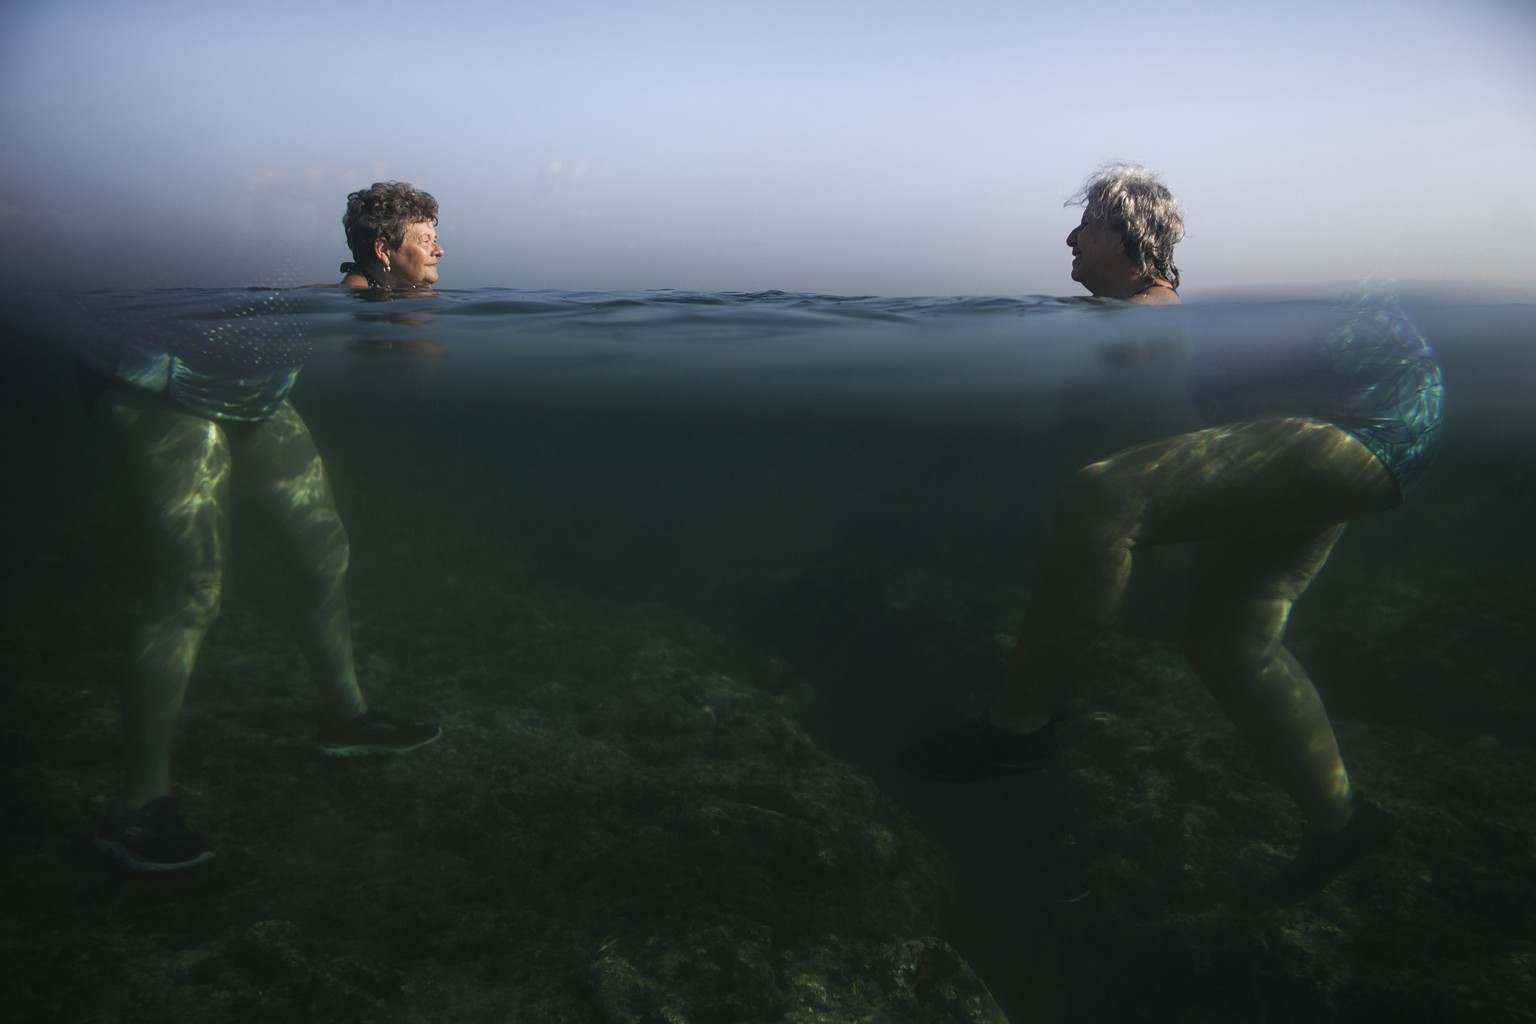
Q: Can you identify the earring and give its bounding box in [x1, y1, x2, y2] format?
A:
[383, 261, 391, 273]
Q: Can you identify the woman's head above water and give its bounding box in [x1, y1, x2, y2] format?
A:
[1066, 163, 1183, 303]
[341, 181, 443, 291]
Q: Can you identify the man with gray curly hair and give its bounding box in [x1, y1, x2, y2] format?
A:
[1066, 162, 1183, 303]
[901, 163, 1444, 903]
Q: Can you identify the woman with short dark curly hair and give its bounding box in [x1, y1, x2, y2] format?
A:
[340, 181, 444, 291]
[84, 184, 446, 873]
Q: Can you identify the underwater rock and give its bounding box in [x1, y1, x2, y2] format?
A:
[1, 578, 1008, 1022]
[962, 633, 1536, 1023]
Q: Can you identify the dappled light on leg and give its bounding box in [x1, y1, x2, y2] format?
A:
[103, 389, 233, 810]
[235, 401, 365, 724]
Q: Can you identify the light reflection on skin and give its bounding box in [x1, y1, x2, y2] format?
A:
[990, 416, 1399, 833]
[102, 387, 365, 810]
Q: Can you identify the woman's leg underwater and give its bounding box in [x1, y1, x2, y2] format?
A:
[101, 388, 233, 811]
[232, 401, 366, 723]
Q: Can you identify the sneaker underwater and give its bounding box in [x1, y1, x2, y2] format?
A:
[315, 710, 443, 758]
[91, 797, 216, 872]
[1266, 796, 1399, 903]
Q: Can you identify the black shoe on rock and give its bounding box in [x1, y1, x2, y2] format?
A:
[91, 797, 216, 872]
[899, 713, 1061, 782]
[1266, 796, 1398, 904]
[316, 710, 442, 758]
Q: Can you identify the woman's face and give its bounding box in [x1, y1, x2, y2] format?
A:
[379, 220, 443, 287]
[1066, 208, 1134, 296]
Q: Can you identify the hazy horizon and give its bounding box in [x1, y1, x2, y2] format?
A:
[2, 0, 1533, 298]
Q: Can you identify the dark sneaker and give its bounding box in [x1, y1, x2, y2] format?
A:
[316, 710, 442, 758]
[899, 713, 1061, 782]
[91, 797, 216, 872]
[1266, 796, 1398, 904]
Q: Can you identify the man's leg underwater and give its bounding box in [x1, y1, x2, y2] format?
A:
[1186, 525, 1402, 899]
[1185, 526, 1355, 832]
[903, 418, 1400, 782]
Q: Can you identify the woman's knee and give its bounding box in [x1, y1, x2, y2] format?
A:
[288, 521, 351, 592]
[318, 527, 351, 581]
[152, 567, 225, 632]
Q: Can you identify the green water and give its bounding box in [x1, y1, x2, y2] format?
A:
[1, 287, 1531, 1022]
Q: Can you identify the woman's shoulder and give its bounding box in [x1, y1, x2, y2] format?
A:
[336, 262, 373, 290]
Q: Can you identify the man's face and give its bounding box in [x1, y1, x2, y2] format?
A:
[1066, 208, 1134, 296]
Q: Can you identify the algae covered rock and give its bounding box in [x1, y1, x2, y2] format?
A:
[1, 582, 1008, 1023]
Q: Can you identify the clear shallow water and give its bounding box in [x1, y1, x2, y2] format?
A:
[1, 286, 1533, 1019]
[3, 285, 1529, 737]
[34, 284, 1532, 428]
[2, 285, 1531, 700]
[49, 286, 1207, 411]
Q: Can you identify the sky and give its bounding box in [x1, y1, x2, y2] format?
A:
[1, 0, 1533, 297]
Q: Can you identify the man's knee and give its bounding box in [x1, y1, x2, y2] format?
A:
[1184, 629, 1236, 682]
[1050, 460, 1141, 542]
[1182, 619, 1281, 688]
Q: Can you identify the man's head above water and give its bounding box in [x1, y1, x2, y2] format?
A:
[1066, 162, 1184, 303]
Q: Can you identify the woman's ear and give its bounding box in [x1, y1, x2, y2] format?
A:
[372, 236, 391, 266]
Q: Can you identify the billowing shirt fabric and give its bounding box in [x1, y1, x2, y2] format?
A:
[1188, 297, 1444, 494]
[75, 289, 311, 424]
